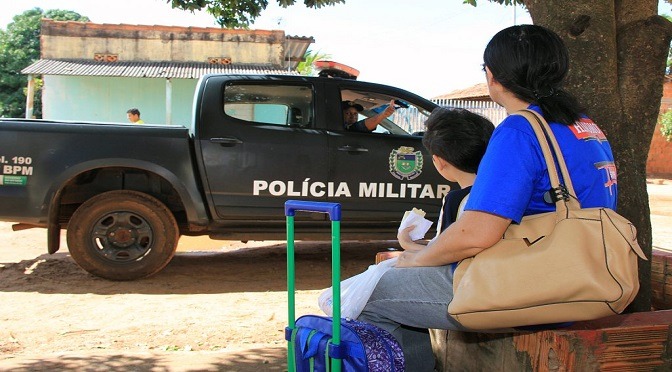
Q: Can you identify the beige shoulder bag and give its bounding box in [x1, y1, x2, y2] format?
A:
[447, 109, 647, 330]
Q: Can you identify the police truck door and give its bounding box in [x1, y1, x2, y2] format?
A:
[197, 77, 328, 220]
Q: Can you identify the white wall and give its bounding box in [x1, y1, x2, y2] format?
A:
[42, 75, 197, 126]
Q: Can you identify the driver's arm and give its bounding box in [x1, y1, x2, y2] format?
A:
[363, 100, 396, 131]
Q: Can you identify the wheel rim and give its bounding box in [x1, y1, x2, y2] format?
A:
[90, 211, 153, 262]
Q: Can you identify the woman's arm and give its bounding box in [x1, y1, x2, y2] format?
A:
[396, 210, 511, 267]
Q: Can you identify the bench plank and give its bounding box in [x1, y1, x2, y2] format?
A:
[652, 250, 672, 310]
[432, 310, 672, 371]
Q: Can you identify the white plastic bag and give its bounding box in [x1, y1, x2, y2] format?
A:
[318, 256, 398, 319]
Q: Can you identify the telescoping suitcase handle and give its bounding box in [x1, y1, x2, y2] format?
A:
[285, 200, 341, 221]
[285, 200, 342, 372]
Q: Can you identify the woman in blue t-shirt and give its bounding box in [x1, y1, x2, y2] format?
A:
[357, 25, 617, 371]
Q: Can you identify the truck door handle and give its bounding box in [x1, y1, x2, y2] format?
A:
[210, 137, 243, 146]
[337, 145, 368, 153]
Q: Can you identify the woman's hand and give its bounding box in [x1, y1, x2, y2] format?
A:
[397, 225, 427, 254]
[397, 225, 414, 245]
[397, 225, 424, 252]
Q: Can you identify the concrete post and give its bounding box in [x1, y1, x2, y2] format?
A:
[166, 78, 172, 125]
[25, 74, 35, 119]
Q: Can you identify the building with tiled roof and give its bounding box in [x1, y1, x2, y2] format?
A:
[431, 83, 507, 125]
[432, 83, 490, 101]
[22, 19, 313, 124]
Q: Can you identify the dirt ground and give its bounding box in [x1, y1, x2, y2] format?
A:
[0, 179, 670, 371]
[0, 226, 400, 371]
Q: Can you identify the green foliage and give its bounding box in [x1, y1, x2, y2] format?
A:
[661, 109, 672, 141]
[0, 8, 89, 118]
[168, 0, 344, 28]
[296, 49, 331, 76]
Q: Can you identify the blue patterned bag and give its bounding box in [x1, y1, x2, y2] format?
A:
[288, 315, 404, 371]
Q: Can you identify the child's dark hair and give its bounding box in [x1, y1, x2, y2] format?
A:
[422, 107, 495, 174]
[483, 24, 583, 125]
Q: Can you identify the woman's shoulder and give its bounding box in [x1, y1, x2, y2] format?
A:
[494, 112, 538, 138]
[500, 112, 533, 126]
[498, 107, 580, 137]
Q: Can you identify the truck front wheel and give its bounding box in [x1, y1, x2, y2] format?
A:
[66, 190, 179, 281]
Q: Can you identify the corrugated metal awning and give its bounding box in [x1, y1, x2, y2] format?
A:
[284, 35, 314, 70]
[22, 59, 299, 78]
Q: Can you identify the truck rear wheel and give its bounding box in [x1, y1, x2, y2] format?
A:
[66, 190, 179, 281]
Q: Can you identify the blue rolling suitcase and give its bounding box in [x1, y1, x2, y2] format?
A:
[284, 200, 404, 372]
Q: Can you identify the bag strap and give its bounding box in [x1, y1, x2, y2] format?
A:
[457, 193, 469, 219]
[515, 110, 582, 212]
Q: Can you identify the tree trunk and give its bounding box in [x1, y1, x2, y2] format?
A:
[523, 0, 672, 311]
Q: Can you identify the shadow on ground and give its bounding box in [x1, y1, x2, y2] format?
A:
[0, 347, 287, 371]
[0, 240, 398, 295]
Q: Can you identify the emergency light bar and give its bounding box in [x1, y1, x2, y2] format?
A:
[314, 61, 360, 80]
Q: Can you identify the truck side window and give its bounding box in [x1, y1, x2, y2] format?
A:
[224, 83, 314, 127]
[340, 89, 431, 136]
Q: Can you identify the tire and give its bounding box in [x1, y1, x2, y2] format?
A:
[66, 190, 179, 281]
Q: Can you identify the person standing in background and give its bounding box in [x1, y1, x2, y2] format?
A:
[126, 108, 144, 124]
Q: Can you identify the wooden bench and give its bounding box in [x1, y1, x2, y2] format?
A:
[432, 310, 672, 371]
[652, 249, 672, 310]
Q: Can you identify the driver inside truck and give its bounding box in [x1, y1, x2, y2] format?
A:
[342, 100, 396, 132]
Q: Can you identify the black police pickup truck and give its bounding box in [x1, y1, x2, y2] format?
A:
[0, 73, 454, 280]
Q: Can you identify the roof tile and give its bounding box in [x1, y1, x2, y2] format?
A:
[22, 59, 299, 78]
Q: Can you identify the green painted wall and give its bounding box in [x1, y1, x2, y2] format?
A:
[42, 75, 198, 126]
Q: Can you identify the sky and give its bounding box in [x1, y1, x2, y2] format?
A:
[1, 0, 671, 99]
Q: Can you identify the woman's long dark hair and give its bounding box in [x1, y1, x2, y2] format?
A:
[483, 25, 583, 125]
